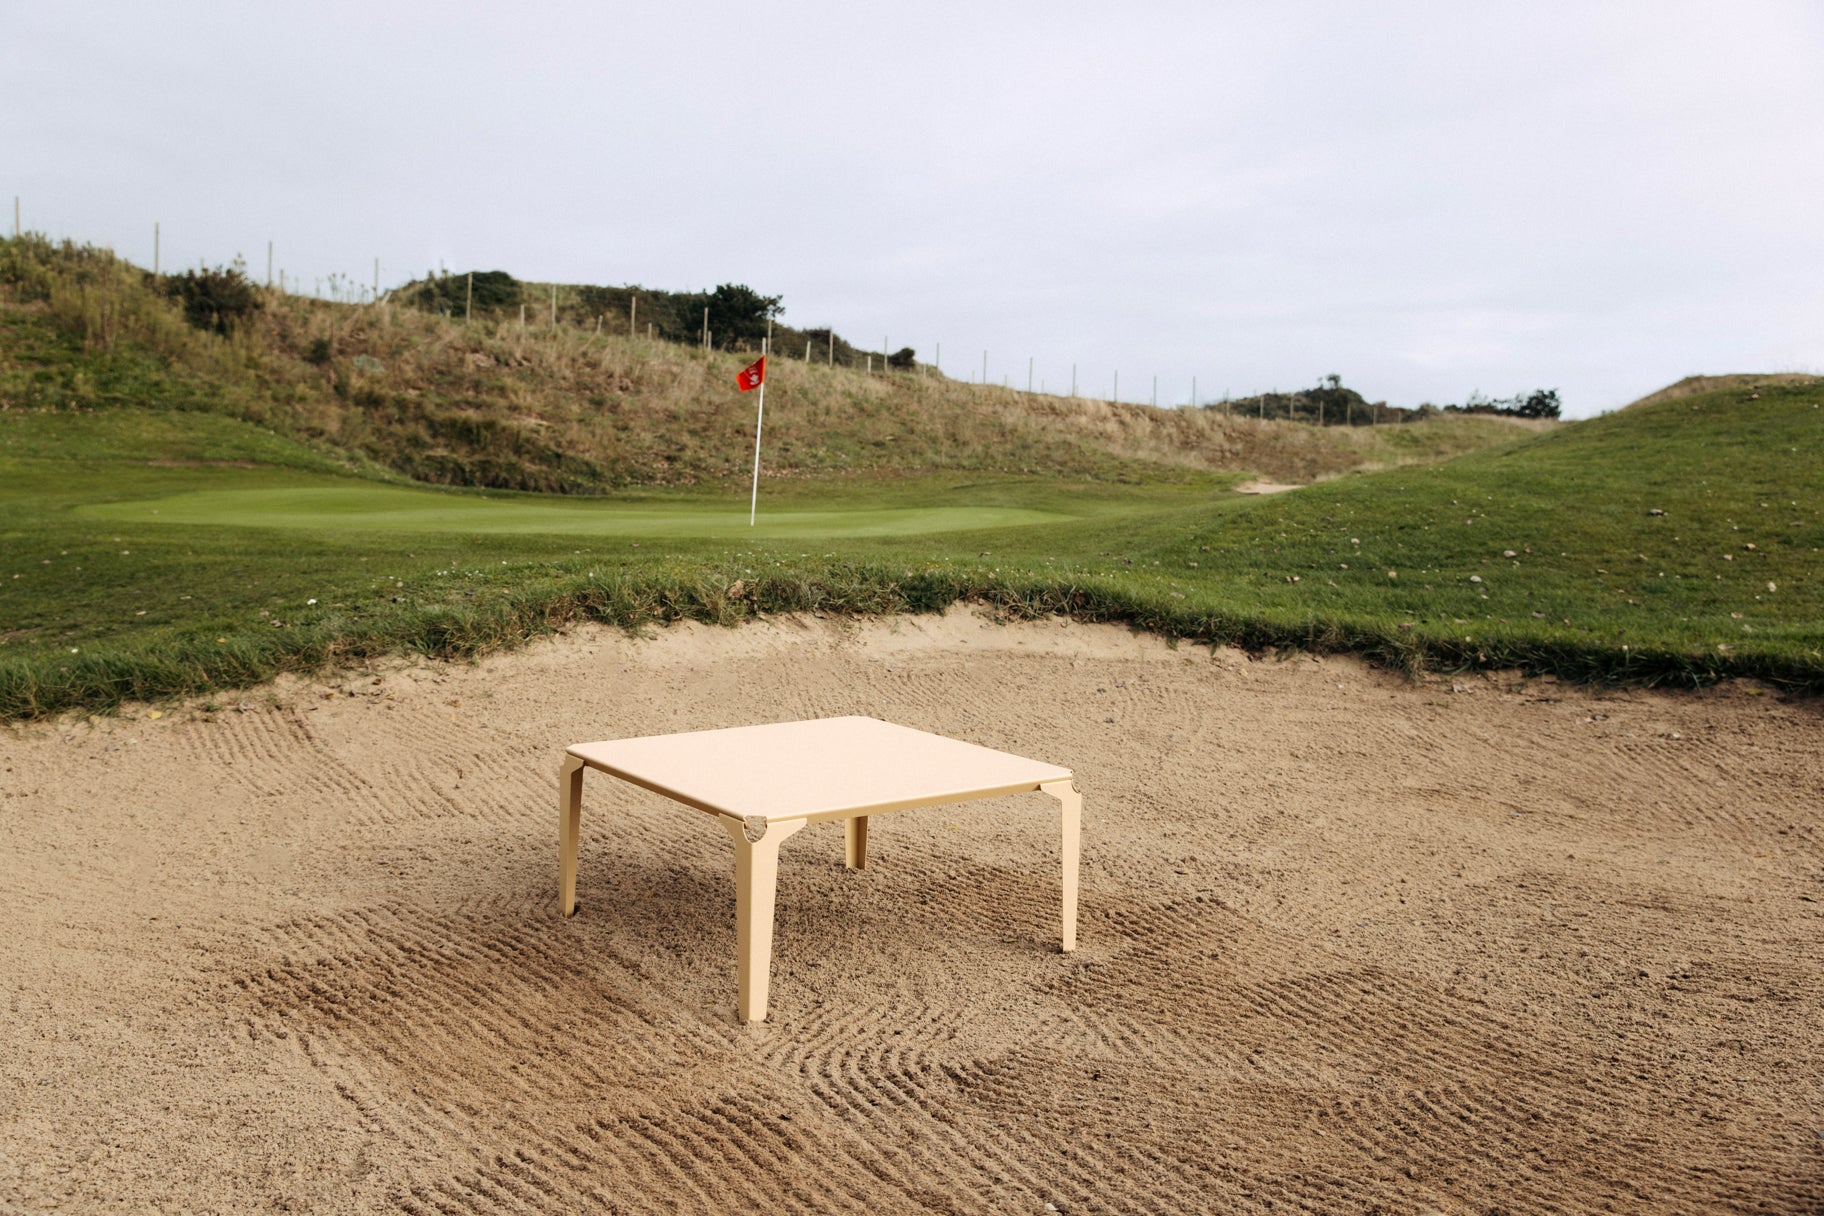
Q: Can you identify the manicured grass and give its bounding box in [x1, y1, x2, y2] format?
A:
[80, 484, 1071, 538]
[2, 381, 1820, 718]
[0, 408, 1238, 716]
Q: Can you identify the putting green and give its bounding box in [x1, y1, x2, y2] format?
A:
[80, 485, 1066, 538]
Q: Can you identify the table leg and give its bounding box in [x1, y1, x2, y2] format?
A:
[844, 815, 868, 870]
[1041, 779, 1081, 952]
[719, 816, 807, 1023]
[558, 755, 585, 917]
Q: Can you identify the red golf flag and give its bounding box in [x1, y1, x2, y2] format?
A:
[736, 356, 766, 392]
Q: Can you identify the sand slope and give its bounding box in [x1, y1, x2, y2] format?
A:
[2, 609, 1820, 1213]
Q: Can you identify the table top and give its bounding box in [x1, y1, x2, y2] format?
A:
[567, 716, 1071, 823]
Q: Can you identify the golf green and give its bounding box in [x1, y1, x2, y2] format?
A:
[80, 485, 1067, 539]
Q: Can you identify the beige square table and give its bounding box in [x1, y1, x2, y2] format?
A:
[559, 716, 1081, 1022]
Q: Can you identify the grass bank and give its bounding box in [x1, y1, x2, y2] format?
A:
[2, 377, 1820, 718]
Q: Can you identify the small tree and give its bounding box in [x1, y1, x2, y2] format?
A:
[703, 283, 783, 347]
[1516, 389, 1561, 419]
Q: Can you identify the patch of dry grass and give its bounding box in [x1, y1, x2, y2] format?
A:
[2, 234, 1537, 490]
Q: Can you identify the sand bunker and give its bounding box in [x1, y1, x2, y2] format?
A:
[3, 609, 1820, 1212]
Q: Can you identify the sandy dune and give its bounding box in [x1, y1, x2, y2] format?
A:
[2, 609, 1820, 1213]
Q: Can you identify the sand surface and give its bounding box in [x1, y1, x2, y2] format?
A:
[3, 609, 1821, 1214]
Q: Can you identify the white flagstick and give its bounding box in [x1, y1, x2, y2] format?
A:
[749, 341, 767, 526]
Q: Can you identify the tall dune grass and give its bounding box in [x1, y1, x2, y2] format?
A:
[1, 233, 1537, 490]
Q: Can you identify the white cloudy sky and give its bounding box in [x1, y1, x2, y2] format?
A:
[7, 1, 1822, 416]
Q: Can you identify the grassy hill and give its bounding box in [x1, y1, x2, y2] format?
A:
[1, 234, 1532, 491]
[1101, 377, 1824, 683]
[1619, 373, 1822, 411]
[1, 374, 1819, 718]
[2, 233, 1819, 717]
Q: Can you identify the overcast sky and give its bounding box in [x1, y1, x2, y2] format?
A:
[7, 2, 1822, 417]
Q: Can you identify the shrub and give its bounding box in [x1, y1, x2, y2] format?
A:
[577, 284, 702, 344]
[1445, 389, 1561, 420]
[1516, 389, 1561, 419]
[162, 261, 262, 335]
[702, 283, 783, 347]
[0, 233, 62, 301]
[1212, 377, 1407, 426]
[405, 269, 520, 318]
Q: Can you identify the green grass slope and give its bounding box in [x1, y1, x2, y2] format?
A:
[0, 405, 1232, 716]
[1, 378, 1819, 718]
[79, 484, 1068, 538]
[1092, 378, 1824, 683]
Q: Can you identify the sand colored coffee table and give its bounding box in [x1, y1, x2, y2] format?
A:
[558, 716, 1081, 1022]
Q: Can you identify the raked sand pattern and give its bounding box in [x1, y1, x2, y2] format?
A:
[3, 609, 1821, 1214]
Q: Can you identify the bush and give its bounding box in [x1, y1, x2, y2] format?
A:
[1445, 389, 1561, 420]
[162, 261, 262, 335]
[0, 233, 62, 301]
[406, 269, 520, 318]
[702, 283, 782, 347]
[1212, 377, 1406, 426]
[394, 270, 815, 354]
[576, 284, 704, 344]
[1516, 389, 1561, 420]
